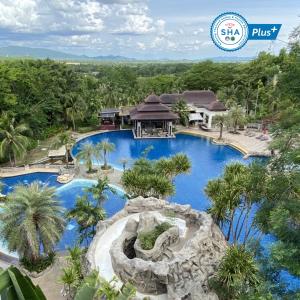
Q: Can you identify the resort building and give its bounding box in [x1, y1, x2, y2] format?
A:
[98, 90, 227, 135]
[160, 90, 227, 129]
[130, 94, 179, 138]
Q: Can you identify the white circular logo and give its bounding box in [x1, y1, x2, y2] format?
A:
[211, 12, 249, 51]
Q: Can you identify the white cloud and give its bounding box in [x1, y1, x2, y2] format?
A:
[0, 0, 38, 32]
[193, 28, 204, 35]
[137, 41, 146, 50]
[0, 0, 109, 33]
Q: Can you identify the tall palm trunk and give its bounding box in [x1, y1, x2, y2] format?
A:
[219, 123, 223, 140]
[9, 152, 13, 167]
[13, 152, 17, 167]
[72, 116, 76, 131]
[104, 149, 107, 168]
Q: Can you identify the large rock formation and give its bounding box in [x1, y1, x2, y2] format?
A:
[87, 197, 228, 300]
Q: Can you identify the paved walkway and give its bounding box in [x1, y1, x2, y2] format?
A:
[31, 256, 67, 300]
[179, 128, 271, 157]
[0, 166, 60, 178]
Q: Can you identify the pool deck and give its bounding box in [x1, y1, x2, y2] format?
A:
[178, 128, 271, 158]
[0, 166, 60, 178]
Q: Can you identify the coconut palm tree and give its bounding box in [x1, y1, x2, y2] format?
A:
[0, 113, 30, 166]
[214, 114, 227, 140]
[76, 142, 96, 173]
[65, 94, 86, 131]
[0, 182, 65, 264]
[96, 139, 116, 170]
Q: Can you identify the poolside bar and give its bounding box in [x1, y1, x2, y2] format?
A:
[130, 94, 179, 138]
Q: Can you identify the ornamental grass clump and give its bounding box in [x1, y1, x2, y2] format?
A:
[138, 222, 172, 250]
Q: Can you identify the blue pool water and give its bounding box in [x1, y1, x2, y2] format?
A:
[73, 130, 245, 211]
[0, 173, 126, 253]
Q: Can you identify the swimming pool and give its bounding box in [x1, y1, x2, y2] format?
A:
[73, 130, 246, 211]
[0, 173, 127, 254]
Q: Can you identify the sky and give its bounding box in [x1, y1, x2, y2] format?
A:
[0, 0, 299, 59]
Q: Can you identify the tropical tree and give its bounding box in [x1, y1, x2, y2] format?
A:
[52, 131, 75, 168]
[74, 271, 136, 300]
[68, 195, 106, 245]
[60, 246, 85, 299]
[155, 153, 191, 180]
[122, 154, 191, 199]
[0, 182, 65, 265]
[210, 245, 260, 300]
[226, 105, 246, 134]
[0, 113, 30, 166]
[96, 139, 116, 170]
[76, 142, 97, 173]
[214, 114, 227, 140]
[173, 99, 189, 126]
[65, 94, 86, 131]
[86, 177, 116, 207]
[205, 162, 266, 243]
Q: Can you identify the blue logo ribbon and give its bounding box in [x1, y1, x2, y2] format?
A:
[248, 24, 282, 40]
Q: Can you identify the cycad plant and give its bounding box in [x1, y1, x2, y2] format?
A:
[0, 182, 65, 265]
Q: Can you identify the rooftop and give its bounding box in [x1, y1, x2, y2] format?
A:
[130, 94, 179, 121]
[160, 90, 226, 111]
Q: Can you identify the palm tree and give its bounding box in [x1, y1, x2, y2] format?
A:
[226, 105, 246, 134]
[60, 266, 79, 299]
[173, 99, 189, 126]
[68, 195, 106, 244]
[76, 142, 96, 173]
[214, 114, 227, 140]
[0, 113, 30, 166]
[52, 131, 75, 168]
[65, 94, 86, 131]
[96, 139, 116, 170]
[86, 177, 116, 207]
[0, 182, 65, 264]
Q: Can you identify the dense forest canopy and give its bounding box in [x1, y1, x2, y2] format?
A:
[0, 45, 298, 141]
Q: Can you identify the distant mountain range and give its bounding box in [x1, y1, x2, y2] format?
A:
[0, 46, 135, 61]
[0, 46, 253, 62]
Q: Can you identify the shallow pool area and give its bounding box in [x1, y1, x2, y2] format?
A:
[0, 173, 127, 253]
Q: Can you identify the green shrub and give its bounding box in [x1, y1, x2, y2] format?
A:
[20, 252, 55, 273]
[138, 222, 172, 250]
